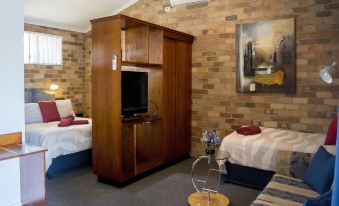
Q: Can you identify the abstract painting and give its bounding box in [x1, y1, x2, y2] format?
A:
[236, 18, 296, 93]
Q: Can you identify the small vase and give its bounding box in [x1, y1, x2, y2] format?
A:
[205, 148, 215, 155]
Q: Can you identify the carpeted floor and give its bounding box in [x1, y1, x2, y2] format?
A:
[46, 158, 260, 206]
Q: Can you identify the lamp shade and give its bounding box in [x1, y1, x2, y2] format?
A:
[49, 83, 59, 91]
[320, 62, 337, 84]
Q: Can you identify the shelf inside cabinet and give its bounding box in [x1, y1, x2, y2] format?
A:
[122, 61, 162, 68]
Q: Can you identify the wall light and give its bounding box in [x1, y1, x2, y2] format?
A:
[320, 62, 337, 84]
[49, 83, 59, 91]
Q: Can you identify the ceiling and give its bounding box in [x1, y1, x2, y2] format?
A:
[24, 0, 139, 33]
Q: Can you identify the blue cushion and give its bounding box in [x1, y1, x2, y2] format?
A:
[303, 146, 335, 194]
[303, 190, 332, 206]
[33, 89, 55, 102]
[24, 90, 34, 103]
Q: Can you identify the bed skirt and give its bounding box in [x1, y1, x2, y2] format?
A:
[223, 161, 275, 190]
[46, 149, 92, 178]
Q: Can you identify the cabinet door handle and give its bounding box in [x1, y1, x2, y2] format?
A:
[112, 54, 117, 70]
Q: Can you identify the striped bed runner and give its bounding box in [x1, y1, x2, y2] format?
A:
[251, 174, 319, 206]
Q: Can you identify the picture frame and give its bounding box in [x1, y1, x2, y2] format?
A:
[236, 18, 296, 93]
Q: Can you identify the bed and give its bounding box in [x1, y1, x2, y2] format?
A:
[24, 89, 92, 178]
[25, 118, 92, 177]
[217, 127, 326, 189]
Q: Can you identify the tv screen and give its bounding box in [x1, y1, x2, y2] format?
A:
[121, 71, 148, 117]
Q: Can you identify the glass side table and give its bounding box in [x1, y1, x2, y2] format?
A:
[188, 150, 230, 206]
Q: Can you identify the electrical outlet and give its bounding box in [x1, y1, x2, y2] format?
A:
[164, 6, 171, 13]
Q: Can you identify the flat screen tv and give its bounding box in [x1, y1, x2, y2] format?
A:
[121, 71, 148, 118]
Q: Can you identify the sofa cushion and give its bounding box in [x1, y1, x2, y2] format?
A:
[303, 190, 332, 206]
[303, 146, 335, 194]
[276, 150, 313, 179]
[252, 174, 319, 206]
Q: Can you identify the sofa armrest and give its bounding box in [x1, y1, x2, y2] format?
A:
[276, 150, 313, 179]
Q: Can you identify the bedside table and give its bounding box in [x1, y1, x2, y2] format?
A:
[76, 113, 84, 117]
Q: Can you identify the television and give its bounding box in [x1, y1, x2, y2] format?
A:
[121, 71, 148, 118]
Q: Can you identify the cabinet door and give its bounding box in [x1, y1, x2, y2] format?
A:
[162, 38, 177, 161]
[135, 120, 163, 174]
[121, 124, 135, 179]
[175, 41, 192, 156]
[125, 26, 149, 63]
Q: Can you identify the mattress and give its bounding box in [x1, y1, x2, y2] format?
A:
[217, 127, 326, 172]
[25, 117, 92, 170]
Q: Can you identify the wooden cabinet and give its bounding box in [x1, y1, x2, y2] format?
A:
[91, 15, 194, 186]
[163, 38, 192, 160]
[0, 133, 46, 206]
[162, 38, 177, 162]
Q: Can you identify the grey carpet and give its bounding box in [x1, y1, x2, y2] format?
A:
[46, 158, 260, 206]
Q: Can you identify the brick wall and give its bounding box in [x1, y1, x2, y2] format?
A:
[84, 32, 92, 117]
[81, 0, 339, 155]
[117, 0, 339, 155]
[24, 24, 87, 114]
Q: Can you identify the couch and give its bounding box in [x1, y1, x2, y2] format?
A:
[251, 150, 320, 206]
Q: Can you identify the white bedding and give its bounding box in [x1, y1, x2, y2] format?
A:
[217, 127, 326, 172]
[25, 117, 92, 170]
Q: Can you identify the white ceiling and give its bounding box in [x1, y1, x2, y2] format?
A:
[24, 0, 139, 33]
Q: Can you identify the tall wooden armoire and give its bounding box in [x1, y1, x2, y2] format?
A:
[91, 15, 194, 186]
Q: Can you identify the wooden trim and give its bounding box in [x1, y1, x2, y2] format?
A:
[0, 132, 22, 146]
[122, 61, 162, 68]
[90, 14, 195, 43]
[163, 31, 195, 43]
[0, 144, 47, 162]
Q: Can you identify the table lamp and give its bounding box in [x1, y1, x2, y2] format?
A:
[49, 83, 59, 92]
[320, 62, 337, 84]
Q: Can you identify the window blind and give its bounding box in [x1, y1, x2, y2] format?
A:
[24, 32, 62, 65]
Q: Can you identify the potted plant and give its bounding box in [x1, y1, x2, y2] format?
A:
[201, 130, 221, 155]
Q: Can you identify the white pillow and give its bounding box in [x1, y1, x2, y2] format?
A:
[56, 99, 75, 118]
[25, 103, 43, 124]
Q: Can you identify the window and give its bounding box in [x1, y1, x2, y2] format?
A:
[24, 32, 62, 65]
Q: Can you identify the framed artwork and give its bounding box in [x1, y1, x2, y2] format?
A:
[236, 18, 296, 93]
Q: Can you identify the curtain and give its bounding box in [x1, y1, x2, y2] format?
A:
[24, 32, 62, 65]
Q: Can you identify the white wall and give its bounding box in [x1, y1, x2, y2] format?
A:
[0, 0, 24, 205]
[0, 159, 21, 206]
[0, 1, 24, 134]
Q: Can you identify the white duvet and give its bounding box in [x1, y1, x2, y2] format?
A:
[217, 127, 326, 172]
[25, 118, 92, 170]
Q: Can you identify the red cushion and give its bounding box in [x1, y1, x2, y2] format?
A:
[58, 117, 74, 127]
[38, 101, 61, 123]
[324, 117, 338, 145]
[236, 126, 261, 136]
